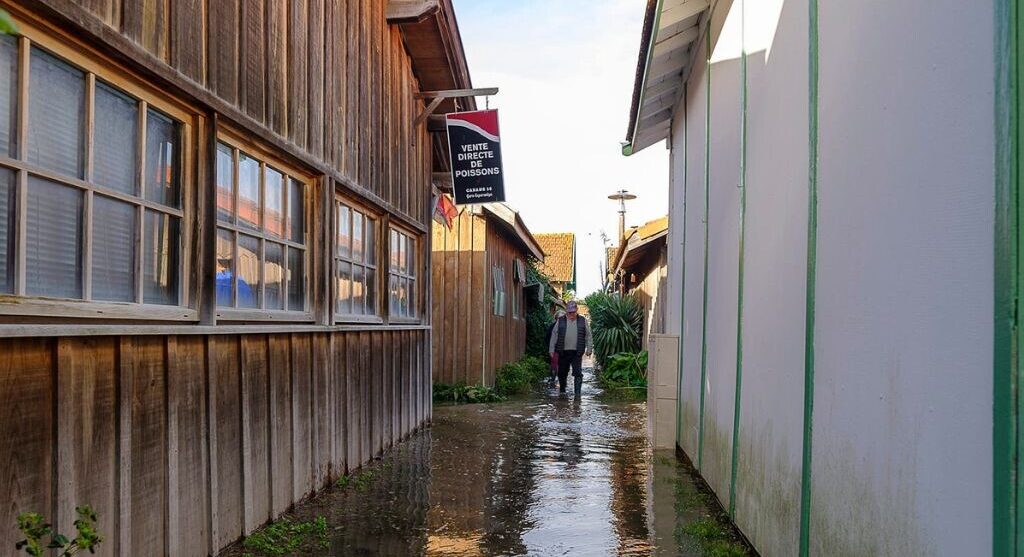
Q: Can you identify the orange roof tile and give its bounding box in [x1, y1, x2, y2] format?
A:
[534, 232, 575, 283]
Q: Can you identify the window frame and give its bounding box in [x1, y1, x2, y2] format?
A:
[214, 128, 314, 323]
[491, 264, 507, 317]
[0, 23, 200, 322]
[388, 225, 420, 323]
[333, 195, 382, 324]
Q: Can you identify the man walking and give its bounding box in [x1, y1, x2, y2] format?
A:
[549, 301, 593, 395]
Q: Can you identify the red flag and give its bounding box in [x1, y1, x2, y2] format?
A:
[433, 193, 457, 230]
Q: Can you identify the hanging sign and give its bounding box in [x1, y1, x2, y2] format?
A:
[446, 109, 505, 205]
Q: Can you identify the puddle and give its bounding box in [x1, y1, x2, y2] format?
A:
[221, 371, 751, 556]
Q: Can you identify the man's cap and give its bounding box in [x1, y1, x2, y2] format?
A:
[566, 301, 578, 312]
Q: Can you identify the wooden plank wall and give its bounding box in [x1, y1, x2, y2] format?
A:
[64, 0, 430, 225]
[430, 211, 528, 387]
[0, 330, 430, 557]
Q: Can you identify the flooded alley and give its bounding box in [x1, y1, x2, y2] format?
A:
[223, 371, 750, 557]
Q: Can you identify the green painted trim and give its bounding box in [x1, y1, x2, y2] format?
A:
[623, 0, 665, 157]
[798, 0, 819, 555]
[676, 82, 688, 449]
[994, 0, 1019, 554]
[728, 0, 748, 520]
[697, 22, 712, 471]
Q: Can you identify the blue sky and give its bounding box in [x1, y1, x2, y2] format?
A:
[451, 0, 670, 295]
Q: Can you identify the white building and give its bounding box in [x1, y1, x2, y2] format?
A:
[624, 0, 1013, 555]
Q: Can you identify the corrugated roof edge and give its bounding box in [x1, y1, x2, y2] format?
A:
[623, 0, 661, 156]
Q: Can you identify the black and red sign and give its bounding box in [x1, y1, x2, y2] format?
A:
[446, 109, 505, 205]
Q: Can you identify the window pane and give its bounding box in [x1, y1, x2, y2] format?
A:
[26, 177, 82, 298]
[216, 143, 234, 222]
[365, 268, 376, 316]
[93, 83, 138, 194]
[237, 234, 260, 308]
[337, 205, 350, 259]
[405, 236, 415, 277]
[216, 228, 234, 307]
[0, 36, 18, 157]
[238, 153, 260, 230]
[264, 242, 283, 310]
[399, 277, 408, 317]
[389, 274, 398, 316]
[365, 218, 376, 266]
[287, 248, 304, 311]
[144, 109, 179, 207]
[0, 168, 14, 293]
[28, 48, 84, 178]
[398, 234, 407, 275]
[409, 278, 416, 317]
[352, 264, 365, 315]
[352, 211, 363, 263]
[288, 179, 304, 243]
[390, 230, 398, 269]
[337, 261, 351, 314]
[92, 196, 135, 302]
[143, 210, 178, 305]
[265, 167, 284, 237]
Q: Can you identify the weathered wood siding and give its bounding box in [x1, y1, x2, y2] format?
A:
[0, 330, 431, 557]
[28, 0, 431, 226]
[431, 211, 527, 387]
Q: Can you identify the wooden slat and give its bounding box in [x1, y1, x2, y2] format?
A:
[289, 334, 313, 499]
[122, 0, 168, 61]
[240, 335, 270, 533]
[286, 0, 309, 148]
[371, 331, 383, 456]
[344, 332, 359, 470]
[207, 0, 240, 104]
[80, 0, 122, 27]
[307, 0, 325, 159]
[0, 338, 54, 554]
[311, 332, 330, 486]
[265, 0, 288, 135]
[240, 0, 267, 121]
[128, 337, 168, 555]
[208, 335, 242, 548]
[331, 332, 347, 473]
[167, 336, 210, 557]
[170, 0, 204, 82]
[268, 334, 292, 516]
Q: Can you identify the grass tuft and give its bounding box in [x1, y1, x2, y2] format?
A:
[241, 516, 328, 556]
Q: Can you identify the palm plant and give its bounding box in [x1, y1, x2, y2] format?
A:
[584, 292, 643, 368]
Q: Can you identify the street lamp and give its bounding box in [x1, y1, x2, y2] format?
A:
[607, 189, 637, 244]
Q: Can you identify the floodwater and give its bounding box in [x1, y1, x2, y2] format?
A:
[224, 370, 749, 556]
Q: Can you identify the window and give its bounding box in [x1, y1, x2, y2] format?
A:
[335, 200, 378, 318]
[0, 37, 190, 312]
[512, 258, 524, 319]
[215, 139, 308, 316]
[492, 264, 506, 317]
[389, 228, 417, 319]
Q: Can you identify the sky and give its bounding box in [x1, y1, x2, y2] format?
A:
[450, 0, 670, 296]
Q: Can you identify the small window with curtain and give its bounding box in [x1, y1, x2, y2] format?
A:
[215, 137, 309, 318]
[492, 264, 506, 317]
[0, 33, 196, 320]
[389, 228, 417, 320]
[335, 199, 378, 320]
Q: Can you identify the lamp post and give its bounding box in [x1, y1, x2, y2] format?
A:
[607, 189, 637, 244]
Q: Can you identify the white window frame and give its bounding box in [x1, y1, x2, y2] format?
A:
[214, 131, 312, 322]
[0, 25, 199, 321]
[334, 197, 381, 323]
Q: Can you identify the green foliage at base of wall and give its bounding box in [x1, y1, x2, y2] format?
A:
[433, 383, 505, 404]
[15, 506, 102, 557]
[494, 356, 550, 395]
[525, 261, 559, 359]
[584, 291, 644, 368]
[242, 516, 328, 556]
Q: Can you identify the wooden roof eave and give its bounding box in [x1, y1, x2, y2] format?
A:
[391, 0, 475, 113]
[481, 204, 546, 261]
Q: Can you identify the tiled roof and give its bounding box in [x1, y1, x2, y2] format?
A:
[535, 233, 575, 283]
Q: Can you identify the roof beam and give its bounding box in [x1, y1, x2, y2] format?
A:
[644, 78, 680, 100]
[648, 56, 688, 81]
[659, 0, 709, 33]
[386, 0, 439, 23]
[652, 27, 699, 61]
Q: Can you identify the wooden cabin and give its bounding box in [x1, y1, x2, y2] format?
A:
[0, 1, 474, 555]
[534, 232, 576, 298]
[608, 216, 669, 347]
[431, 203, 544, 387]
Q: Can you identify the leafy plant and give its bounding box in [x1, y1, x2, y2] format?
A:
[584, 291, 643, 367]
[600, 351, 648, 389]
[15, 506, 102, 556]
[494, 356, 549, 395]
[0, 9, 17, 35]
[524, 261, 559, 359]
[242, 515, 328, 556]
[433, 382, 505, 404]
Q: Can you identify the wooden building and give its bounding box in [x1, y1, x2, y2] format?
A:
[608, 216, 669, 347]
[0, 1, 474, 555]
[534, 232, 575, 298]
[431, 203, 544, 387]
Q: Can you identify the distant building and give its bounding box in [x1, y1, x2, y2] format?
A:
[431, 204, 544, 387]
[535, 233, 576, 298]
[608, 216, 669, 348]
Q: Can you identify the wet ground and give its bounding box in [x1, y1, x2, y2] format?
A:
[224, 370, 752, 556]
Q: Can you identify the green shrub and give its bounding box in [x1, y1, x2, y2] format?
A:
[584, 292, 643, 367]
[599, 351, 648, 389]
[433, 383, 505, 404]
[525, 262, 559, 358]
[494, 356, 549, 395]
[242, 516, 328, 556]
[16, 506, 102, 557]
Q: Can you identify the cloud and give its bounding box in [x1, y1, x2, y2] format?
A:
[452, 0, 670, 295]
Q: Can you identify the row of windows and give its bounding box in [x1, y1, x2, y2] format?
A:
[0, 31, 421, 324]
